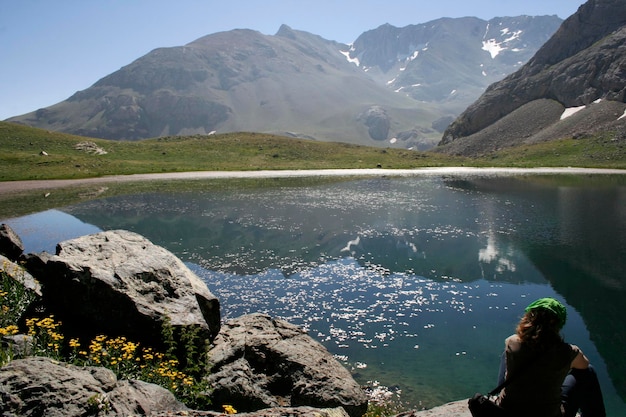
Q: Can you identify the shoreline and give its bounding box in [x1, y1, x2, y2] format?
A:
[1, 167, 624, 195]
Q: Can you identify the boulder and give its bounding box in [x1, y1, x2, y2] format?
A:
[25, 230, 220, 350]
[152, 406, 350, 417]
[0, 356, 187, 416]
[153, 402, 472, 417]
[359, 106, 390, 141]
[0, 224, 24, 260]
[237, 407, 350, 417]
[396, 400, 471, 417]
[0, 255, 41, 297]
[207, 313, 368, 417]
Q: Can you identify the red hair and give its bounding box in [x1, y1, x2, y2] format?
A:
[516, 308, 563, 351]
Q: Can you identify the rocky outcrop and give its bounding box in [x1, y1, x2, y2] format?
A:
[437, 96, 626, 157]
[208, 313, 369, 417]
[0, 356, 187, 416]
[396, 400, 470, 417]
[0, 227, 371, 417]
[153, 401, 472, 417]
[0, 223, 24, 260]
[153, 406, 350, 417]
[0, 224, 41, 296]
[0, 255, 41, 297]
[23, 229, 221, 350]
[440, 0, 626, 151]
[0, 356, 359, 417]
[359, 106, 390, 141]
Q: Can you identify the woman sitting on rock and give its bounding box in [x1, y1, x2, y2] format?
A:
[496, 297, 606, 417]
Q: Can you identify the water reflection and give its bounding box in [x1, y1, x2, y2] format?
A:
[2, 209, 100, 253]
[188, 260, 605, 408]
[478, 231, 517, 275]
[1, 174, 625, 414]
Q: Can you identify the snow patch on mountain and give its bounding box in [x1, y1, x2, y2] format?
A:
[340, 47, 360, 66]
[482, 39, 505, 59]
[482, 24, 524, 59]
[560, 105, 586, 120]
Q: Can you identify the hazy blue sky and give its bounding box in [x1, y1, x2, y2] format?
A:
[1, 0, 586, 120]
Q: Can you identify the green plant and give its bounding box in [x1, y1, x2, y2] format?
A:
[0, 262, 37, 329]
[64, 318, 212, 409]
[0, 268, 212, 409]
[86, 393, 110, 414]
[363, 382, 407, 417]
[25, 316, 64, 360]
[0, 267, 34, 366]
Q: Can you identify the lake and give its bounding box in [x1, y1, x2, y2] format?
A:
[2, 172, 625, 415]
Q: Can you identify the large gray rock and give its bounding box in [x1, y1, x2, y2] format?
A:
[0, 356, 187, 416]
[0, 224, 24, 260]
[152, 406, 350, 417]
[207, 313, 368, 417]
[0, 255, 41, 297]
[359, 106, 390, 141]
[26, 230, 220, 350]
[396, 400, 470, 417]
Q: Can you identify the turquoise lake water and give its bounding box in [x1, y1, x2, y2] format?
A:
[3, 174, 625, 415]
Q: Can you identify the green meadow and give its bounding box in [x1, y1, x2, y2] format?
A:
[0, 121, 624, 218]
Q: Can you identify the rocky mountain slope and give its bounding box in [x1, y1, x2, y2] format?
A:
[439, 0, 626, 155]
[347, 16, 560, 114]
[7, 17, 561, 149]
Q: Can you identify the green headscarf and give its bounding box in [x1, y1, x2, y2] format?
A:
[525, 297, 567, 328]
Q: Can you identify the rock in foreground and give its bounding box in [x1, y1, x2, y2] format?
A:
[0, 356, 187, 416]
[208, 313, 368, 417]
[397, 400, 471, 417]
[2, 228, 371, 416]
[25, 230, 220, 350]
[0, 223, 24, 260]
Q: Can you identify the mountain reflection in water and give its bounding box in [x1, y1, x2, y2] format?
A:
[3, 174, 625, 415]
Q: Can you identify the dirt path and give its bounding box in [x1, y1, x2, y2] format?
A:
[1, 167, 624, 195]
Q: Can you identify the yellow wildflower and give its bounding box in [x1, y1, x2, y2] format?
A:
[0, 325, 18, 336]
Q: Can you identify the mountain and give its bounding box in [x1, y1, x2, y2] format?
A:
[346, 16, 561, 114]
[7, 17, 561, 149]
[439, 0, 626, 155]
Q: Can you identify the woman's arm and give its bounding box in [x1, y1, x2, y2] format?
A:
[571, 348, 590, 370]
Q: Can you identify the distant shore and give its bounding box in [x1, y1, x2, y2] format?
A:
[1, 167, 624, 195]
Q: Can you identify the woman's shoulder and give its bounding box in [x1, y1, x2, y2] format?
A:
[504, 334, 521, 350]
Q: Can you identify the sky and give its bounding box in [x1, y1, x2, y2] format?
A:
[0, 0, 586, 121]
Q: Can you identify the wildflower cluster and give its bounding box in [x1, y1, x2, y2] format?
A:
[0, 323, 18, 337]
[87, 393, 111, 413]
[0, 263, 36, 332]
[72, 334, 193, 390]
[26, 316, 64, 359]
[0, 268, 212, 409]
[363, 380, 407, 417]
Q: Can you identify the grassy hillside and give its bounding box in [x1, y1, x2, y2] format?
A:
[0, 121, 624, 218]
[2, 121, 625, 183]
[0, 122, 466, 182]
